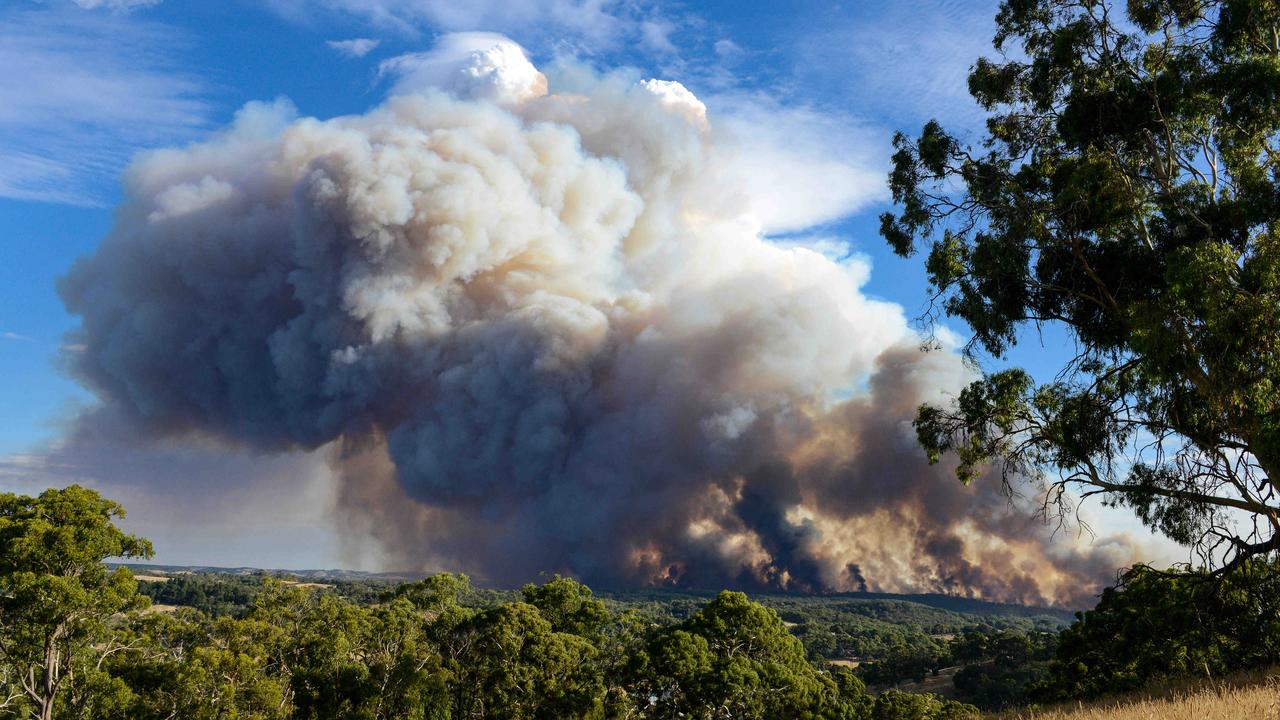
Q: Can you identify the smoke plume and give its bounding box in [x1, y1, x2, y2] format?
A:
[60, 37, 1133, 606]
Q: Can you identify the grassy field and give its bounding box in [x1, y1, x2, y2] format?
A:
[884, 665, 963, 700]
[992, 669, 1280, 720]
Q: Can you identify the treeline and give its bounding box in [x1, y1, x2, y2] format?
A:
[57, 574, 989, 720]
[133, 573, 1064, 707]
[132, 572, 512, 617]
[6, 486, 1280, 719]
[12, 571, 986, 720]
[135, 575, 1067, 671]
[2, 486, 980, 720]
[136, 572, 263, 616]
[884, 561, 1280, 711]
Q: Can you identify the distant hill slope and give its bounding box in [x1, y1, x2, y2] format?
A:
[112, 563, 424, 582]
[114, 563, 1076, 628]
[847, 591, 1080, 623]
[595, 588, 1077, 627]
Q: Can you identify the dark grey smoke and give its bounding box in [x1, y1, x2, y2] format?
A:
[57, 43, 1139, 607]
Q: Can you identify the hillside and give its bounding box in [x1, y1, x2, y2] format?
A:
[116, 563, 1074, 628]
[599, 588, 1077, 626]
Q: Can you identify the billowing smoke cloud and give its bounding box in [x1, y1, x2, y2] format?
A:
[60, 36, 1134, 606]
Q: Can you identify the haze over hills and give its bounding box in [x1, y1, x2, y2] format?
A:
[113, 562, 1080, 624]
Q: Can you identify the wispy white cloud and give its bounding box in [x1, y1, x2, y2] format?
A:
[713, 38, 741, 59]
[795, 0, 999, 132]
[326, 37, 380, 57]
[269, 0, 627, 48]
[0, 7, 209, 205]
[2, 332, 35, 342]
[69, 0, 163, 11]
[639, 18, 676, 55]
[709, 92, 889, 234]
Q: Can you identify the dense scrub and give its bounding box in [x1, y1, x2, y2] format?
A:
[941, 562, 1280, 710]
[1037, 562, 1280, 701]
[11, 574, 985, 720]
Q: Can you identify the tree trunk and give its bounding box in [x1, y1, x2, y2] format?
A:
[38, 624, 62, 720]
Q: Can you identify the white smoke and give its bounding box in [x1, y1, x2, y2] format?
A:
[379, 33, 549, 105]
[60, 34, 1134, 605]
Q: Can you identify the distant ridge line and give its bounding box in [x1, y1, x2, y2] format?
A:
[110, 563, 1080, 621]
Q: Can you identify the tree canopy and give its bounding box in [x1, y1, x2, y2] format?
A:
[0, 487, 993, 720]
[11, 485, 1280, 717]
[881, 0, 1280, 570]
[0, 486, 152, 720]
[1038, 559, 1280, 699]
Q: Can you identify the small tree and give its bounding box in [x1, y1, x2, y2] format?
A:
[521, 575, 610, 639]
[0, 485, 152, 720]
[446, 602, 604, 720]
[637, 591, 874, 719]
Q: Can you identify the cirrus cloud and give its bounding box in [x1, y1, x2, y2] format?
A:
[0, 6, 208, 205]
[327, 37, 381, 57]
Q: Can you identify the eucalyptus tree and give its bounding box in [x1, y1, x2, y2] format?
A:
[636, 591, 878, 720]
[881, 0, 1280, 569]
[0, 486, 152, 720]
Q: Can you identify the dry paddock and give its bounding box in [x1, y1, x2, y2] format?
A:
[991, 669, 1280, 720]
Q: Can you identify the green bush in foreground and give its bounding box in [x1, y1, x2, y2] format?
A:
[1036, 561, 1280, 701]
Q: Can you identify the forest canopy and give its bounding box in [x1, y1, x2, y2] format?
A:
[0, 486, 990, 720]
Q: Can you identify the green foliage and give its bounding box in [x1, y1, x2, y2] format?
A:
[27, 486, 1280, 717]
[606, 589, 1069, 671]
[1036, 561, 1280, 700]
[633, 591, 871, 720]
[870, 690, 978, 720]
[390, 572, 473, 612]
[4, 488, 1087, 719]
[881, 0, 1280, 566]
[135, 573, 262, 616]
[856, 644, 949, 687]
[521, 574, 611, 639]
[948, 630, 1056, 710]
[99, 611, 292, 720]
[0, 486, 152, 720]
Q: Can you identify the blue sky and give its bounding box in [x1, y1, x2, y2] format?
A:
[1, 0, 1022, 455]
[0, 0, 1127, 572]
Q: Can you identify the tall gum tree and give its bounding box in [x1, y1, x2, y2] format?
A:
[881, 0, 1280, 571]
[0, 486, 152, 720]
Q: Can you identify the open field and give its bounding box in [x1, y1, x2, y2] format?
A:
[991, 669, 1280, 720]
[885, 666, 963, 701]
